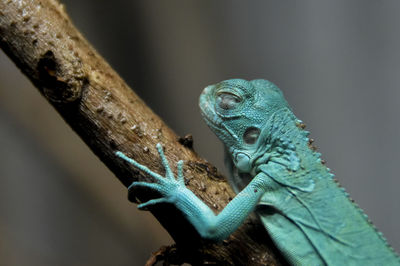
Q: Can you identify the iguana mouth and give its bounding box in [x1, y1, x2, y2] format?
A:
[199, 86, 221, 127]
[200, 108, 221, 126]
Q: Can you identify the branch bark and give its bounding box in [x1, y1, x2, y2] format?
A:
[0, 1, 284, 265]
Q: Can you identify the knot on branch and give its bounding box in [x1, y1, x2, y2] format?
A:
[37, 50, 87, 103]
[178, 134, 194, 149]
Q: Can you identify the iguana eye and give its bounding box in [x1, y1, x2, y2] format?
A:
[216, 92, 241, 110]
[243, 127, 260, 144]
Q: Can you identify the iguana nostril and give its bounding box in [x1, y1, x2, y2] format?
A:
[201, 85, 212, 95]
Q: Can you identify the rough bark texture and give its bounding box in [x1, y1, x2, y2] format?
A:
[0, 0, 285, 265]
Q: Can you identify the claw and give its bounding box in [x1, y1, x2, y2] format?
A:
[116, 151, 165, 182]
[128, 181, 161, 192]
[156, 143, 174, 179]
[177, 160, 185, 184]
[138, 198, 169, 209]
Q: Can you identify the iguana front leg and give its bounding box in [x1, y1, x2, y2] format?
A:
[116, 143, 269, 241]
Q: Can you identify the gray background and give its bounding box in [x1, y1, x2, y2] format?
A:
[0, 1, 399, 265]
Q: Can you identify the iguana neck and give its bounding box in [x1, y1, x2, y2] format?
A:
[262, 108, 323, 176]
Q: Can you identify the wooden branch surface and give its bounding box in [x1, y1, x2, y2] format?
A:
[0, 1, 284, 265]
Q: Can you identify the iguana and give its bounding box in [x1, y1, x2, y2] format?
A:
[116, 79, 399, 265]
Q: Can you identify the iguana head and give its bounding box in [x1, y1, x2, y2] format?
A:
[199, 79, 290, 173]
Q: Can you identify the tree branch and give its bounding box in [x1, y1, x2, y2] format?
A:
[0, 0, 284, 264]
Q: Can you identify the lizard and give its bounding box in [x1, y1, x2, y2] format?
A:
[115, 79, 399, 265]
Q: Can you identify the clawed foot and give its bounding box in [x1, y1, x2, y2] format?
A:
[115, 143, 186, 209]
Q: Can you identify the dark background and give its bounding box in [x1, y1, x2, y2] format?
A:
[0, 1, 399, 265]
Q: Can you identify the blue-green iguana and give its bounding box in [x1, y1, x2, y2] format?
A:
[116, 79, 399, 265]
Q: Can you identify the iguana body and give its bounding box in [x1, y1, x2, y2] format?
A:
[116, 79, 399, 265]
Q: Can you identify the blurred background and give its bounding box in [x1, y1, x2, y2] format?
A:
[1, 1, 400, 265]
